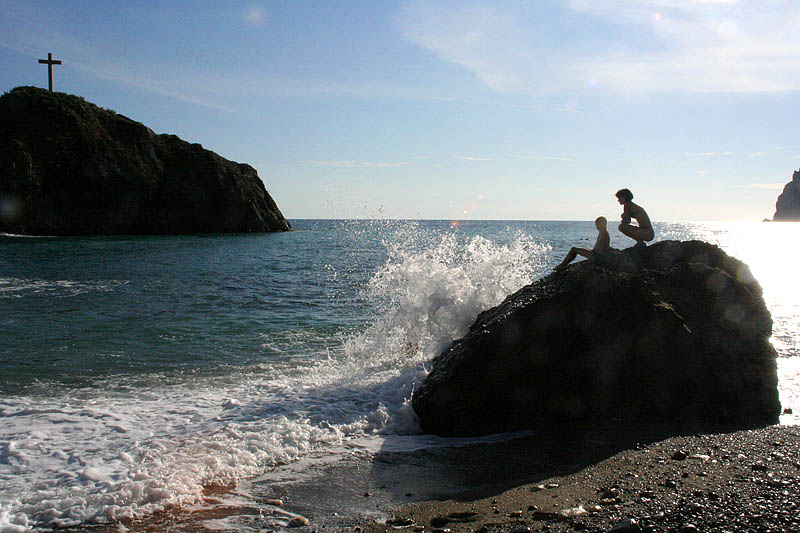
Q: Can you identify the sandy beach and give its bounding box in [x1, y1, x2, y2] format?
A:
[356, 424, 800, 533]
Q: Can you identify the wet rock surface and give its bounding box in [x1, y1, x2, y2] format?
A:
[0, 86, 291, 235]
[413, 240, 781, 437]
[363, 426, 800, 533]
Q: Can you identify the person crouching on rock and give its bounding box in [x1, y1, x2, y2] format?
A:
[554, 216, 610, 271]
[616, 188, 654, 247]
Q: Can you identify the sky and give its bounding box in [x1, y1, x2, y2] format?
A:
[2, 0, 799, 221]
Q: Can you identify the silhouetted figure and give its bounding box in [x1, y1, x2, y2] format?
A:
[616, 188, 653, 247]
[554, 216, 610, 271]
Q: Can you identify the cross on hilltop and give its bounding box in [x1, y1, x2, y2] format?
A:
[38, 52, 62, 92]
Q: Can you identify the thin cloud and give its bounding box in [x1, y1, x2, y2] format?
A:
[455, 155, 493, 161]
[362, 161, 412, 168]
[71, 60, 234, 111]
[397, 0, 800, 94]
[686, 151, 734, 157]
[749, 151, 768, 158]
[736, 183, 786, 190]
[516, 155, 575, 162]
[308, 160, 411, 168]
[0, 31, 232, 111]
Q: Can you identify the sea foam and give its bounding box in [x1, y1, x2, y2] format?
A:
[0, 226, 547, 531]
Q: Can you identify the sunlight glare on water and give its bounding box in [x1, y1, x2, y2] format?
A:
[660, 221, 800, 423]
[712, 222, 800, 356]
[707, 221, 800, 424]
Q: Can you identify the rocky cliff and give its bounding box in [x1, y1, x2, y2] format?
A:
[412, 241, 781, 437]
[0, 86, 290, 235]
[773, 169, 800, 221]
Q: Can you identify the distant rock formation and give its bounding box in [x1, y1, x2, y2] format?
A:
[773, 169, 800, 221]
[0, 86, 290, 235]
[412, 241, 781, 437]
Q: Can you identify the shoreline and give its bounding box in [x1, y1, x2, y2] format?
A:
[356, 425, 800, 533]
[86, 424, 799, 532]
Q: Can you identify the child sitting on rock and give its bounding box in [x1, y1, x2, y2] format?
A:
[553, 216, 610, 271]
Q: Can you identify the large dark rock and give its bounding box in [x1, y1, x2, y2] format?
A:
[412, 241, 781, 437]
[773, 169, 800, 221]
[0, 86, 290, 235]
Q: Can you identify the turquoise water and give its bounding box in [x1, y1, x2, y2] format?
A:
[2, 223, 378, 390]
[0, 220, 570, 392]
[1, 220, 798, 530]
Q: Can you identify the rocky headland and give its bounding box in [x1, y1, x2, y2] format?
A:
[413, 241, 781, 437]
[0, 86, 290, 235]
[772, 169, 800, 221]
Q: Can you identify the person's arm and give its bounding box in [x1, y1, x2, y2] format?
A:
[621, 203, 632, 224]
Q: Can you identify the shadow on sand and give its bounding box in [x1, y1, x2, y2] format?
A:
[368, 418, 765, 505]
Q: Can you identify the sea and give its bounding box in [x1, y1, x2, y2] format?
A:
[1, 219, 798, 532]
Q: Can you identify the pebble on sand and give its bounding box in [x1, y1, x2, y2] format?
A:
[288, 516, 309, 527]
[559, 505, 587, 518]
[610, 518, 641, 532]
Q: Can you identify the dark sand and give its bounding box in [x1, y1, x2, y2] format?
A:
[356, 425, 800, 533]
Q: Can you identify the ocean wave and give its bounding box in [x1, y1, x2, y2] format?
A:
[0, 226, 549, 530]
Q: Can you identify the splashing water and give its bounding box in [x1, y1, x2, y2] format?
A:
[5, 220, 795, 531]
[334, 229, 549, 434]
[0, 223, 549, 531]
[362, 231, 545, 359]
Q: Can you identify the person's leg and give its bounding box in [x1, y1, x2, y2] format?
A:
[554, 247, 578, 269]
[619, 223, 650, 245]
[554, 247, 577, 270]
[554, 247, 592, 270]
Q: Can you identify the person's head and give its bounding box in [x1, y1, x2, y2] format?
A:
[615, 188, 633, 204]
[595, 216, 607, 230]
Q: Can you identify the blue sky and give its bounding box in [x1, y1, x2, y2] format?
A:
[2, 0, 799, 221]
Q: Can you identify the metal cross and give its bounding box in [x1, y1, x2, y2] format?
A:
[38, 52, 62, 92]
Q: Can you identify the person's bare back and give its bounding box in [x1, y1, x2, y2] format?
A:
[594, 220, 610, 254]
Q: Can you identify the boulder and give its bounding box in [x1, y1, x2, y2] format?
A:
[0, 86, 290, 235]
[412, 241, 781, 437]
[773, 169, 800, 221]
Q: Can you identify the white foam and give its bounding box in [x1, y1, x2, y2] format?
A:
[4, 222, 798, 531]
[0, 228, 547, 531]
[0, 233, 55, 238]
[0, 277, 129, 298]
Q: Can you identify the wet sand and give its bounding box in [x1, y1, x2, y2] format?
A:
[92, 423, 799, 532]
